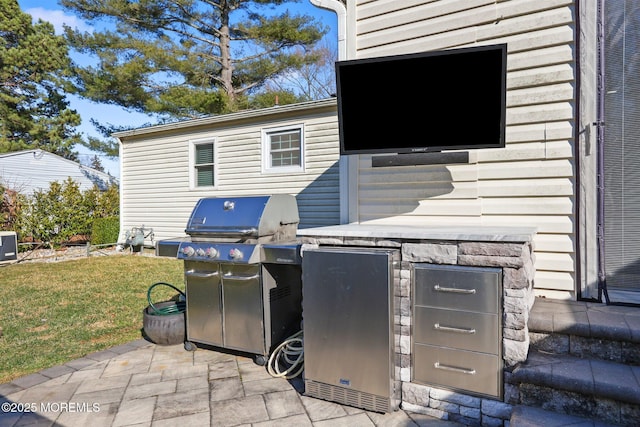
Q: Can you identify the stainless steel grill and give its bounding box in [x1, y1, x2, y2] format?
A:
[183, 195, 299, 243]
[169, 195, 303, 363]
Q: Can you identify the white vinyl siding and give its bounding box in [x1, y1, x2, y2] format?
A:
[350, 0, 576, 298]
[118, 100, 340, 243]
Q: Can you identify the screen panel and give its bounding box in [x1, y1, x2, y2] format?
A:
[336, 44, 507, 155]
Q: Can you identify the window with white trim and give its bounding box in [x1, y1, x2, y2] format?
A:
[262, 125, 304, 173]
[190, 138, 216, 188]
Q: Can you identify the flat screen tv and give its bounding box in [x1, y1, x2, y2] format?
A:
[336, 44, 507, 156]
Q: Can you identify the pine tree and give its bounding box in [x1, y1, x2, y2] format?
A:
[89, 154, 105, 171]
[61, 0, 328, 120]
[0, 0, 82, 159]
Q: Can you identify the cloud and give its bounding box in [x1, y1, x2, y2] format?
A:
[25, 7, 93, 34]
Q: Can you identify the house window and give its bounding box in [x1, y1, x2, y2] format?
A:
[190, 138, 216, 188]
[262, 125, 304, 173]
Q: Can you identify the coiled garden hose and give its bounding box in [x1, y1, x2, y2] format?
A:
[147, 282, 186, 315]
[267, 330, 304, 379]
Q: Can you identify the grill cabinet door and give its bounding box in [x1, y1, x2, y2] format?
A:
[184, 261, 223, 346]
[221, 264, 264, 354]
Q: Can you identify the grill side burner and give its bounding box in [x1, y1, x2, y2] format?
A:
[176, 195, 302, 362]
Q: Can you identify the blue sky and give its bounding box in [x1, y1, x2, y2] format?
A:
[16, 0, 338, 177]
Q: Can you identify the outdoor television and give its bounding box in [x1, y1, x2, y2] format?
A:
[336, 44, 507, 156]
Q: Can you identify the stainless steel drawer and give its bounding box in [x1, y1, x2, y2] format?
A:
[413, 343, 502, 398]
[414, 307, 499, 354]
[413, 264, 501, 313]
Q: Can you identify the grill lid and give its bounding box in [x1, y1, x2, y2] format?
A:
[185, 195, 299, 240]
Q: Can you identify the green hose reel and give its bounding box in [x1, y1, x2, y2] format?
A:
[146, 282, 186, 315]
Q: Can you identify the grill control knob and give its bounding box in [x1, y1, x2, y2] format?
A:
[205, 247, 219, 258]
[196, 248, 206, 257]
[229, 248, 243, 260]
[181, 246, 195, 257]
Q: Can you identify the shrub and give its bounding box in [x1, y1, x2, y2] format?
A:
[92, 216, 120, 245]
[1, 186, 25, 231]
[15, 179, 120, 246]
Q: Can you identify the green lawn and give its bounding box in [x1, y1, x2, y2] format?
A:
[0, 254, 184, 383]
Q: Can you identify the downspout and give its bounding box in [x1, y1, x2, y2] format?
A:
[309, 0, 355, 223]
[309, 0, 347, 61]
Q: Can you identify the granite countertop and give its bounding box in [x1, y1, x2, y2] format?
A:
[297, 223, 537, 243]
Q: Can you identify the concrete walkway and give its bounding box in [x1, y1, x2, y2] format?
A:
[0, 340, 462, 427]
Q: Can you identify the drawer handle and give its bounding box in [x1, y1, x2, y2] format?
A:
[434, 323, 476, 334]
[223, 273, 260, 281]
[434, 362, 476, 375]
[433, 285, 476, 294]
[185, 270, 219, 278]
